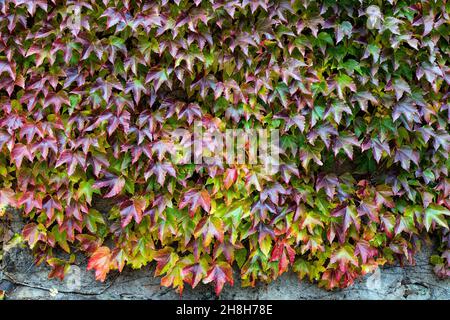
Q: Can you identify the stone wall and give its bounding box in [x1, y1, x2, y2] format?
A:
[1, 213, 449, 300]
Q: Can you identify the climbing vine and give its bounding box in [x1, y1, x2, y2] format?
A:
[0, 0, 449, 295]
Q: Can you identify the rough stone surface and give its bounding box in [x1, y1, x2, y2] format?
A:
[1, 213, 449, 300]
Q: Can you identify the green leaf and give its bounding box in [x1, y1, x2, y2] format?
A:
[424, 205, 450, 231]
[235, 248, 248, 268]
[85, 209, 105, 233]
[340, 59, 362, 75]
[51, 226, 70, 253]
[260, 235, 272, 257]
[317, 32, 333, 45]
[77, 179, 99, 205]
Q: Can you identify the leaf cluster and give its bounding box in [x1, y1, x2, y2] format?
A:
[0, 0, 449, 294]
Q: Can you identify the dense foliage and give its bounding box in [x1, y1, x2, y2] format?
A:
[0, 0, 449, 295]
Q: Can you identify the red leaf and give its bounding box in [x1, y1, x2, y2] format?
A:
[223, 168, 237, 190]
[32, 137, 58, 159]
[355, 240, 378, 263]
[394, 147, 420, 170]
[119, 197, 147, 227]
[42, 196, 62, 220]
[76, 234, 101, 254]
[19, 122, 44, 144]
[270, 239, 296, 275]
[93, 174, 125, 198]
[203, 261, 234, 296]
[22, 223, 46, 248]
[179, 189, 211, 217]
[11, 143, 33, 168]
[0, 60, 15, 79]
[47, 258, 68, 281]
[145, 162, 176, 185]
[194, 216, 224, 247]
[154, 247, 175, 276]
[55, 150, 87, 176]
[183, 261, 208, 289]
[178, 103, 202, 125]
[87, 246, 112, 282]
[329, 245, 359, 272]
[18, 191, 42, 214]
[331, 204, 360, 234]
[315, 174, 339, 198]
[357, 200, 379, 223]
